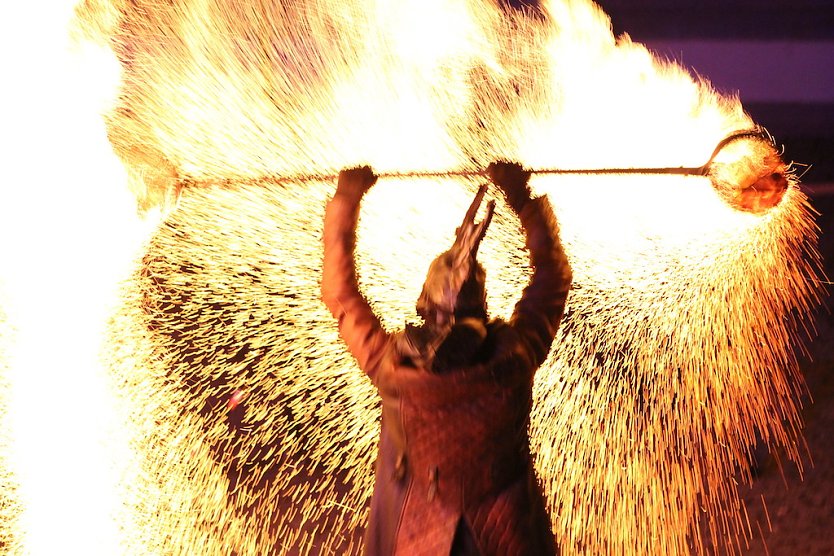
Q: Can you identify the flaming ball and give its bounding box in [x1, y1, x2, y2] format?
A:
[74, 0, 823, 554]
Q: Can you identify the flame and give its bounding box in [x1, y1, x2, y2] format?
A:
[1, 1, 159, 553]
[0, 0, 822, 555]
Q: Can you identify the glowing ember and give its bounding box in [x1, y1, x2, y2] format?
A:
[0, 0, 816, 555]
[227, 389, 248, 412]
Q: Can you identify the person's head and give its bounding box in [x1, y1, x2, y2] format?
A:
[415, 183, 495, 328]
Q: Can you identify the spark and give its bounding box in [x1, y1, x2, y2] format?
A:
[0, 0, 820, 555]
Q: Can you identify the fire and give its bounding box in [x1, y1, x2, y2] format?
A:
[0, 0, 821, 554]
[0, 1, 158, 553]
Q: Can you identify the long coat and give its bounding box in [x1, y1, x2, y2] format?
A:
[322, 186, 571, 555]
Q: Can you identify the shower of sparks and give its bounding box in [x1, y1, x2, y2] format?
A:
[0, 0, 815, 554]
[0, 303, 23, 555]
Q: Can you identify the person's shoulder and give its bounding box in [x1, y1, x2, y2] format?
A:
[482, 319, 520, 359]
[483, 318, 536, 378]
[486, 318, 514, 338]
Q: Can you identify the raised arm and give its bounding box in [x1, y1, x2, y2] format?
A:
[487, 162, 573, 367]
[321, 166, 390, 381]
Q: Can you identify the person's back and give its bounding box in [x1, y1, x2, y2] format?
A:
[321, 163, 572, 555]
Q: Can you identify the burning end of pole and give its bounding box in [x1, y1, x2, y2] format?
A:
[705, 128, 790, 214]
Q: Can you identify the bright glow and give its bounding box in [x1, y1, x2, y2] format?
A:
[0, 0, 821, 555]
[0, 1, 159, 554]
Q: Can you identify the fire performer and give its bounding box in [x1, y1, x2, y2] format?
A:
[322, 162, 572, 555]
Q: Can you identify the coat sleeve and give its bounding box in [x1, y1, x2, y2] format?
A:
[510, 195, 573, 368]
[321, 191, 390, 381]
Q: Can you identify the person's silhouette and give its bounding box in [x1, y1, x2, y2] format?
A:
[322, 162, 572, 555]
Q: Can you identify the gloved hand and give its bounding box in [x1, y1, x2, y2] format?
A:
[336, 166, 378, 200]
[486, 161, 531, 212]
